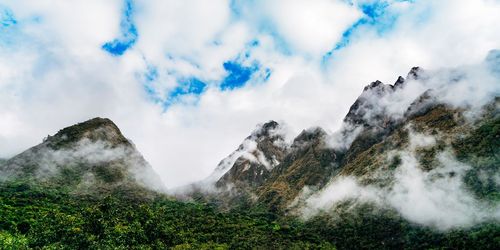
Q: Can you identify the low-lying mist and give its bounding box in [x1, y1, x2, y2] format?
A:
[298, 52, 500, 230]
[0, 138, 165, 191]
[303, 121, 499, 230]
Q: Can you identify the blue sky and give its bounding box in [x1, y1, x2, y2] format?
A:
[0, 0, 499, 187]
[98, 0, 411, 108]
[102, 0, 137, 56]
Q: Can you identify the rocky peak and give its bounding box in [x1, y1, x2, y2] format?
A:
[0, 118, 164, 192]
[393, 76, 405, 88]
[255, 120, 279, 136]
[407, 66, 423, 80]
[45, 117, 130, 149]
[363, 80, 384, 91]
[361, 80, 394, 98]
[291, 127, 327, 148]
[208, 121, 289, 187]
[256, 126, 337, 212]
[246, 120, 283, 143]
[344, 67, 422, 128]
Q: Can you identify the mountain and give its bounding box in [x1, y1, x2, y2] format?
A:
[0, 117, 164, 194]
[209, 120, 288, 189]
[204, 66, 500, 217]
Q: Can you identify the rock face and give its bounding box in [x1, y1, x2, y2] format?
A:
[0, 118, 164, 193]
[208, 121, 288, 189]
[257, 127, 339, 212]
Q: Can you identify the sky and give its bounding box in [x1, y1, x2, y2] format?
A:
[1, 0, 500, 188]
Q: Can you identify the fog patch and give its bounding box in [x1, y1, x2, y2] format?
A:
[389, 150, 498, 230]
[0, 138, 165, 192]
[326, 122, 364, 150]
[301, 177, 382, 220]
[302, 131, 500, 230]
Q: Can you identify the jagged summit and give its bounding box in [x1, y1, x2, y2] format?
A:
[407, 66, 423, 80]
[291, 127, 327, 148]
[344, 67, 423, 128]
[361, 66, 422, 94]
[208, 120, 289, 188]
[210, 67, 428, 193]
[393, 75, 405, 88]
[253, 120, 280, 137]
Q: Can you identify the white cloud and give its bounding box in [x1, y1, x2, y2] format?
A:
[134, 0, 236, 80]
[3, 0, 122, 54]
[259, 0, 361, 57]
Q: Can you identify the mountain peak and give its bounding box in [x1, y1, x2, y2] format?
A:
[1, 117, 164, 192]
[393, 76, 405, 88]
[407, 66, 423, 80]
[207, 120, 289, 188]
[344, 67, 424, 127]
[249, 120, 281, 139]
[46, 117, 129, 149]
[261, 120, 279, 131]
[292, 127, 327, 148]
[363, 80, 384, 91]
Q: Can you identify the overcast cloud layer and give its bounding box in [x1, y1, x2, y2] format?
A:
[1, 0, 500, 188]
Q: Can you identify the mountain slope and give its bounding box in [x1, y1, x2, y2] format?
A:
[257, 127, 339, 213]
[0, 117, 164, 194]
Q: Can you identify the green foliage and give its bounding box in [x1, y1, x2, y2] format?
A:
[1, 181, 498, 249]
[304, 204, 500, 250]
[0, 182, 334, 249]
[453, 117, 500, 200]
[454, 117, 500, 159]
[0, 231, 29, 249]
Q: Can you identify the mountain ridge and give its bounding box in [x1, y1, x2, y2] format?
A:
[199, 65, 499, 218]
